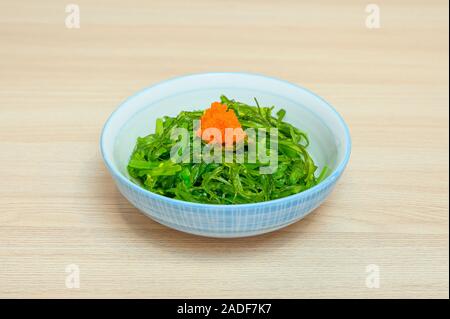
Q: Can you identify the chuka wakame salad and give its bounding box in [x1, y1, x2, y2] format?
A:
[127, 95, 328, 204]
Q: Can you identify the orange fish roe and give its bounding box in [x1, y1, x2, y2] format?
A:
[197, 102, 246, 146]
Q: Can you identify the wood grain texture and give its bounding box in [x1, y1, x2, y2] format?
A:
[0, 0, 448, 298]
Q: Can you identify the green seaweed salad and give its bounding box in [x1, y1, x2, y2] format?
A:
[127, 95, 328, 204]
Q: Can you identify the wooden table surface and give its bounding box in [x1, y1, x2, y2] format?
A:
[0, 0, 448, 298]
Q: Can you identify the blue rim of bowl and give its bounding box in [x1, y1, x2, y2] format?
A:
[100, 72, 352, 208]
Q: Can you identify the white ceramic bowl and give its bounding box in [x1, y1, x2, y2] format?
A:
[101, 73, 351, 238]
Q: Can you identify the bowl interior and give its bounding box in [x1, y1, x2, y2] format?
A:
[102, 73, 350, 188]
